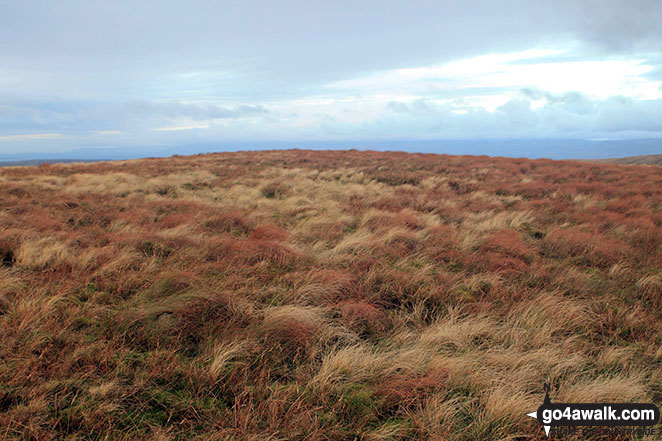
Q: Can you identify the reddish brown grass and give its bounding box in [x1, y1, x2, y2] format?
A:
[0, 150, 660, 440]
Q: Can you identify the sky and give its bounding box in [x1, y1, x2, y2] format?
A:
[1, 0, 662, 158]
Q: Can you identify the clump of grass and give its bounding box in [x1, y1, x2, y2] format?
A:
[15, 236, 72, 269]
[261, 181, 288, 199]
[137, 239, 172, 259]
[203, 210, 252, 236]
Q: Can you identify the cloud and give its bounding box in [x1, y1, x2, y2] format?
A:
[3, 85, 662, 154]
[2, 1, 662, 155]
[0, 133, 65, 141]
[336, 93, 662, 139]
[0, 98, 272, 133]
[520, 89, 594, 114]
[328, 50, 661, 102]
[124, 101, 271, 121]
[154, 123, 210, 132]
[561, 0, 662, 51]
[3, 1, 662, 100]
[593, 96, 662, 132]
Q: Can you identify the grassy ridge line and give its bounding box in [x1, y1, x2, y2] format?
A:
[586, 154, 662, 166]
[0, 149, 660, 440]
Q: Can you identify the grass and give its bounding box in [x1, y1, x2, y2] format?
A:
[0, 149, 660, 440]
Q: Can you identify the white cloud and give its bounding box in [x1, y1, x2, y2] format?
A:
[327, 48, 662, 106]
[154, 123, 210, 132]
[0, 133, 65, 141]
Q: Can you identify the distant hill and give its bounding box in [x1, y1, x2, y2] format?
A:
[0, 159, 96, 167]
[2, 138, 662, 163]
[590, 154, 662, 166]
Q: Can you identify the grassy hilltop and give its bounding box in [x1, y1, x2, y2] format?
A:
[593, 154, 662, 166]
[0, 150, 661, 440]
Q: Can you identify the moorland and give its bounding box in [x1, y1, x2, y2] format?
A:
[0, 150, 660, 440]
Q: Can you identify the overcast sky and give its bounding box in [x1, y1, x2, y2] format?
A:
[2, 0, 662, 155]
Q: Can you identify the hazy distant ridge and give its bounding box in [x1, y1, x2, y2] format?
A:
[1, 138, 662, 163]
[590, 154, 662, 166]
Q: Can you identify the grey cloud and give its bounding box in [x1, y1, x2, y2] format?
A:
[593, 97, 662, 132]
[562, 0, 662, 52]
[0, 101, 80, 132]
[372, 94, 662, 139]
[122, 101, 271, 121]
[3, 94, 662, 155]
[0, 98, 273, 135]
[2, 0, 662, 101]
[387, 100, 436, 114]
[520, 89, 595, 115]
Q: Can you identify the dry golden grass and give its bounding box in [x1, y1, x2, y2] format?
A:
[0, 150, 660, 440]
[15, 236, 72, 269]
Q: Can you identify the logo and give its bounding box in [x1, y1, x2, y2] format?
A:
[526, 383, 660, 437]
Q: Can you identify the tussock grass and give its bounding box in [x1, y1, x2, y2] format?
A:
[0, 150, 660, 440]
[15, 236, 72, 269]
